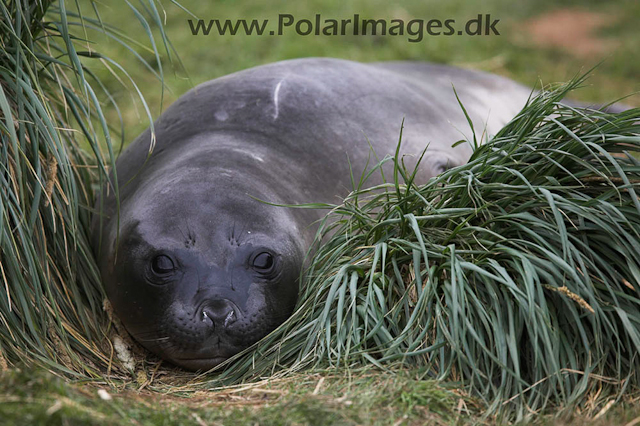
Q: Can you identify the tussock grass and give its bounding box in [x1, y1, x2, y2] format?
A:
[206, 81, 640, 420]
[0, 0, 174, 377]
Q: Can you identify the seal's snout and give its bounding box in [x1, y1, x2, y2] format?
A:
[201, 298, 239, 328]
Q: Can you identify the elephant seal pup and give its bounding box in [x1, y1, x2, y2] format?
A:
[92, 58, 532, 371]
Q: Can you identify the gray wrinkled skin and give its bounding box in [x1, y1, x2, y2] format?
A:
[92, 58, 532, 371]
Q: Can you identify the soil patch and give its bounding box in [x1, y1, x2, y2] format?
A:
[524, 9, 619, 59]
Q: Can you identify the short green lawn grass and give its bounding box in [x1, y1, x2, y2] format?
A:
[80, 0, 640, 143]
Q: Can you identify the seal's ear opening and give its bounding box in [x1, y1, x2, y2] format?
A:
[90, 184, 113, 260]
[433, 156, 459, 175]
[95, 219, 140, 279]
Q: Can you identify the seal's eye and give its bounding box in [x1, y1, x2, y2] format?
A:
[151, 255, 175, 275]
[253, 252, 274, 271]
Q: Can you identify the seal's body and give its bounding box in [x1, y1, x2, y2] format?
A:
[93, 58, 531, 371]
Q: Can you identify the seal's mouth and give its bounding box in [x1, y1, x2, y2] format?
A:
[173, 356, 229, 371]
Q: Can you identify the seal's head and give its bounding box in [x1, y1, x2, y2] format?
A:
[97, 148, 305, 371]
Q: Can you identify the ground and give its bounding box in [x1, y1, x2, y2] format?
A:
[3, 368, 640, 425]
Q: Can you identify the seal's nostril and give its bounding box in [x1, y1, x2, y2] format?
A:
[224, 310, 237, 327]
[201, 298, 238, 328]
[201, 310, 213, 325]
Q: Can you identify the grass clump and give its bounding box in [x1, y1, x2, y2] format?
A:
[0, 0, 175, 377]
[208, 81, 640, 420]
